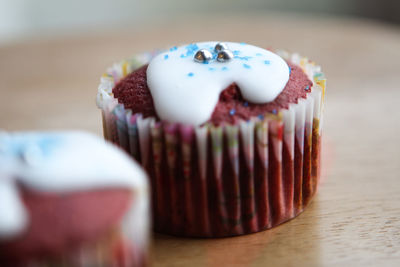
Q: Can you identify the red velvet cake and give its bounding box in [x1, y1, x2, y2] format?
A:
[113, 63, 312, 125]
[0, 131, 149, 266]
[97, 41, 326, 237]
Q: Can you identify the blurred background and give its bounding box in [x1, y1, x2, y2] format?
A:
[1, 0, 399, 44]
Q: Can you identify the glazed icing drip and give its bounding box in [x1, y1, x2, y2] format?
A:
[0, 179, 28, 239]
[0, 131, 147, 240]
[147, 41, 290, 125]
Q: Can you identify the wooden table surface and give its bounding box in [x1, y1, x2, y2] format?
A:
[1, 14, 400, 266]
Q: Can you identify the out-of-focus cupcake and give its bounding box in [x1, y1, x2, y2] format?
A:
[97, 41, 326, 237]
[0, 131, 149, 266]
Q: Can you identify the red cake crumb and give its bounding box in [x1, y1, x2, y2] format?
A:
[112, 62, 313, 125]
[113, 65, 157, 119]
[0, 186, 133, 264]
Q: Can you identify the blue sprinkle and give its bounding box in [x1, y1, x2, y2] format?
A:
[169, 46, 178, 51]
[243, 102, 249, 107]
[289, 66, 292, 74]
[221, 66, 228, 71]
[264, 60, 271, 65]
[180, 54, 186, 58]
[235, 56, 252, 61]
[208, 67, 216, 71]
[185, 43, 199, 56]
[272, 109, 277, 114]
[240, 42, 246, 45]
[256, 53, 262, 56]
[258, 114, 264, 120]
[186, 43, 198, 51]
[164, 54, 169, 60]
[305, 85, 310, 91]
[188, 72, 194, 77]
[229, 109, 236, 116]
[2, 134, 63, 159]
[233, 50, 240, 56]
[243, 64, 251, 69]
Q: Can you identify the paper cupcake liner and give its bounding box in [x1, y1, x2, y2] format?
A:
[3, 188, 150, 266]
[6, 235, 147, 267]
[29, 231, 146, 267]
[97, 50, 326, 237]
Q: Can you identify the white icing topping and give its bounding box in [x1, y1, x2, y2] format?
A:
[147, 41, 290, 125]
[0, 179, 28, 239]
[0, 131, 147, 240]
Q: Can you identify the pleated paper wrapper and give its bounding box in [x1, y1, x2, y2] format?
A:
[2, 185, 150, 267]
[97, 50, 326, 237]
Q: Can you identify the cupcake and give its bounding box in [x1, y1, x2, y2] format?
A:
[97, 41, 326, 237]
[0, 131, 149, 266]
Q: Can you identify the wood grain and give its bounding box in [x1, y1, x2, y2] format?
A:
[1, 14, 400, 266]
